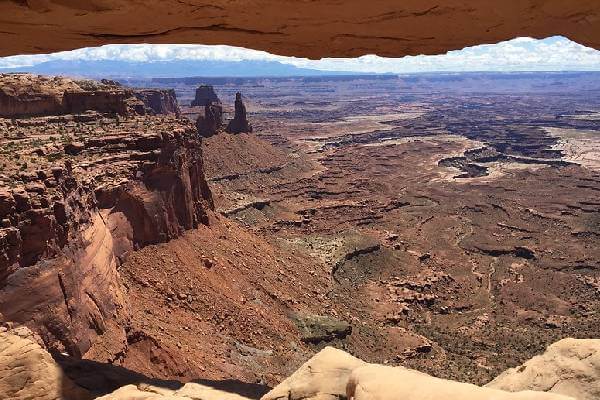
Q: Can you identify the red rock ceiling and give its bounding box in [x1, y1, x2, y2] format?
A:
[1, 0, 599, 58]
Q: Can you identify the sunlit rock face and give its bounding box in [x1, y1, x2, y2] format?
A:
[0, 1, 598, 58]
[0, 326, 91, 400]
[0, 74, 213, 360]
[261, 347, 576, 400]
[0, 74, 180, 118]
[487, 339, 600, 400]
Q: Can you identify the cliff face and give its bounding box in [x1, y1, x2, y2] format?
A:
[196, 103, 223, 138]
[190, 85, 220, 108]
[95, 128, 212, 255]
[133, 89, 181, 116]
[0, 74, 213, 359]
[0, 74, 180, 118]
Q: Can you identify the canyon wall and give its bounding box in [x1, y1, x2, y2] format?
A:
[0, 75, 180, 118]
[0, 74, 212, 359]
[133, 89, 181, 116]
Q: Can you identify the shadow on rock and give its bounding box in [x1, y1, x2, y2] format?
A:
[55, 353, 270, 399]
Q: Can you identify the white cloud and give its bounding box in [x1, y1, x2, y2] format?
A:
[1, 36, 599, 73]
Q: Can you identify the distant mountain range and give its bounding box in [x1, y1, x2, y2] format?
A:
[0, 59, 367, 78]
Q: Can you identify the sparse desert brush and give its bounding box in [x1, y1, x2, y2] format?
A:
[46, 152, 63, 162]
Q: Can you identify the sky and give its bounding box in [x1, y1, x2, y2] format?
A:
[1, 36, 599, 73]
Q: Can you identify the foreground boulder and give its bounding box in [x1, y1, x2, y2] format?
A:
[0, 329, 592, 400]
[0, 326, 254, 400]
[487, 338, 600, 400]
[261, 347, 365, 400]
[347, 364, 573, 400]
[0, 326, 91, 400]
[262, 346, 577, 400]
[97, 382, 252, 400]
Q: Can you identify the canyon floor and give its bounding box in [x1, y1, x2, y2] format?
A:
[112, 73, 600, 388]
[2, 73, 600, 398]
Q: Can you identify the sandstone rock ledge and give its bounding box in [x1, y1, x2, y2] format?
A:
[261, 347, 574, 400]
[0, 326, 91, 400]
[487, 338, 600, 400]
[0, 328, 597, 400]
[96, 383, 252, 400]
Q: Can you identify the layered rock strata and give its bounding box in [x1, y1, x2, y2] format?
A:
[0, 74, 180, 118]
[133, 89, 181, 116]
[0, 74, 213, 360]
[1, 1, 599, 59]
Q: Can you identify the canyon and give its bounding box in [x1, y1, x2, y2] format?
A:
[0, 72, 599, 400]
[0, 74, 213, 363]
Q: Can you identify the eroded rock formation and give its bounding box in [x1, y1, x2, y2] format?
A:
[226, 92, 252, 134]
[1, 326, 597, 400]
[261, 347, 575, 400]
[191, 85, 220, 107]
[345, 365, 572, 400]
[0, 74, 180, 119]
[196, 103, 223, 137]
[261, 347, 365, 400]
[0, 74, 213, 360]
[133, 89, 180, 116]
[97, 383, 253, 400]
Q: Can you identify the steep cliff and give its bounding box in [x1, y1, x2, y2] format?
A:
[133, 89, 181, 116]
[0, 74, 213, 360]
[0, 74, 180, 118]
[196, 103, 223, 137]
